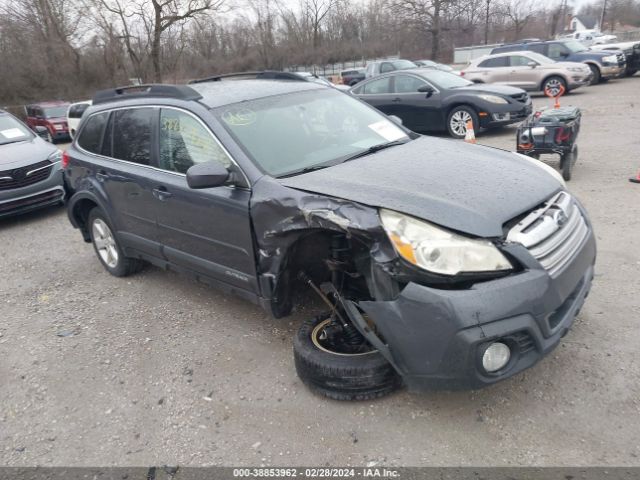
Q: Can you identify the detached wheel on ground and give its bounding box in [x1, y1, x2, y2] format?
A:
[293, 313, 401, 401]
[588, 64, 601, 85]
[543, 76, 567, 97]
[87, 207, 144, 277]
[447, 106, 478, 139]
[560, 144, 578, 181]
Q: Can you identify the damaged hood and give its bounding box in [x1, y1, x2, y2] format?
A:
[279, 136, 562, 238]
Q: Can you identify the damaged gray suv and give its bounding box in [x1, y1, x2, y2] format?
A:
[64, 76, 596, 400]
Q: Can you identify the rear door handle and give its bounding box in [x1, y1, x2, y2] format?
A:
[96, 171, 108, 182]
[152, 187, 173, 201]
[392, 97, 401, 103]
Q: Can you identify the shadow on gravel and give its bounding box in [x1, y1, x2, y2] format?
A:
[0, 203, 66, 230]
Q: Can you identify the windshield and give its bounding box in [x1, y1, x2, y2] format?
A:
[0, 115, 33, 145]
[214, 89, 410, 177]
[526, 52, 555, 64]
[391, 60, 417, 70]
[423, 70, 473, 89]
[563, 40, 587, 53]
[43, 106, 68, 118]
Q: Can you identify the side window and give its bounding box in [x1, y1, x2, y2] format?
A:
[509, 55, 532, 67]
[547, 43, 568, 59]
[159, 109, 231, 174]
[528, 44, 546, 54]
[77, 112, 109, 154]
[394, 75, 427, 93]
[380, 62, 394, 73]
[479, 56, 508, 68]
[351, 84, 364, 94]
[112, 108, 154, 165]
[362, 77, 392, 94]
[69, 104, 89, 119]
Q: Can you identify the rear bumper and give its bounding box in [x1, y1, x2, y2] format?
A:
[357, 223, 596, 391]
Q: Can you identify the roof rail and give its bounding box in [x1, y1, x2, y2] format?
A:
[188, 71, 307, 84]
[92, 84, 202, 105]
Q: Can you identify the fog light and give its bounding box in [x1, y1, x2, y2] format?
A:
[482, 342, 511, 372]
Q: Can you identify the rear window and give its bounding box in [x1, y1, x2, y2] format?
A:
[69, 104, 90, 119]
[77, 112, 109, 154]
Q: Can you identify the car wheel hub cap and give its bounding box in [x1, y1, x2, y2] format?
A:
[546, 79, 562, 96]
[92, 219, 119, 268]
[451, 111, 471, 136]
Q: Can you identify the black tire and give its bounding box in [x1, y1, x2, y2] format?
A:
[446, 106, 479, 139]
[293, 313, 401, 401]
[626, 69, 638, 77]
[560, 145, 578, 181]
[588, 64, 601, 85]
[542, 76, 567, 97]
[87, 207, 144, 277]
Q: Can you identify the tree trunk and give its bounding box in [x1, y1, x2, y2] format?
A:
[151, 2, 163, 82]
[430, 3, 441, 61]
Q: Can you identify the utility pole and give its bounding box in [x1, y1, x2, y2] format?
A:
[599, 0, 607, 31]
[484, 0, 491, 45]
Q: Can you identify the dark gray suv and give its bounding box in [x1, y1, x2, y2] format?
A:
[65, 80, 596, 400]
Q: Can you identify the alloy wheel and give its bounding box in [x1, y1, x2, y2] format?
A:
[92, 218, 119, 268]
[450, 110, 472, 137]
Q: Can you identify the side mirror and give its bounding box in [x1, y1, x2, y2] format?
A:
[186, 161, 229, 189]
[34, 126, 49, 140]
[527, 61, 537, 68]
[388, 115, 403, 126]
[417, 85, 435, 97]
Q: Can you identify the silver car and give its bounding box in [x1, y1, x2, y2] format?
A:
[0, 110, 65, 217]
[461, 51, 592, 94]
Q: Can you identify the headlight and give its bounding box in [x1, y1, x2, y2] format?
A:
[568, 67, 583, 72]
[514, 152, 566, 187]
[379, 209, 512, 275]
[48, 150, 63, 163]
[478, 94, 508, 104]
[603, 55, 618, 63]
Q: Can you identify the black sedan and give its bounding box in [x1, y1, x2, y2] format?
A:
[350, 68, 532, 138]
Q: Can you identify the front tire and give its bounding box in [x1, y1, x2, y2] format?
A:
[88, 208, 144, 277]
[447, 106, 479, 139]
[293, 313, 401, 401]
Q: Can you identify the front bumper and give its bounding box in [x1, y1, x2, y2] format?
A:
[357, 222, 596, 391]
[600, 64, 625, 79]
[479, 102, 533, 129]
[0, 164, 65, 217]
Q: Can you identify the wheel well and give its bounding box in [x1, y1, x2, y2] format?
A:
[72, 198, 98, 242]
[271, 230, 371, 318]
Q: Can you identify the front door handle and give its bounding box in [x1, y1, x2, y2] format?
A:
[152, 187, 173, 201]
[392, 97, 402, 103]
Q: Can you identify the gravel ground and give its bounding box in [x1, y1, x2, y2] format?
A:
[1, 78, 639, 467]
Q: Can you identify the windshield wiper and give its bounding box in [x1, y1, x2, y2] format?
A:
[277, 164, 333, 178]
[340, 139, 409, 163]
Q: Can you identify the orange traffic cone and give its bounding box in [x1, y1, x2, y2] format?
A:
[464, 120, 476, 144]
[630, 169, 640, 184]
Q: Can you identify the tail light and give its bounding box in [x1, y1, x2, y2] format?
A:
[555, 126, 571, 144]
[62, 151, 70, 169]
[460, 71, 465, 76]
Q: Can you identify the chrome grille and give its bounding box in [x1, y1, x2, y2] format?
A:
[0, 160, 53, 191]
[507, 192, 589, 277]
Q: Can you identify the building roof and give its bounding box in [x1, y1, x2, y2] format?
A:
[574, 15, 598, 29]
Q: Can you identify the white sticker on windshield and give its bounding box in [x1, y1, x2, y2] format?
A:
[368, 121, 405, 142]
[1, 128, 24, 139]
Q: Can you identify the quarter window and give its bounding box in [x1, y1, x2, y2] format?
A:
[159, 109, 231, 174]
[394, 75, 427, 93]
[547, 43, 569, 59]
[112, 108, 154, 165]
[362, 77, 392, 94]
[77, 112, 109, 154]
